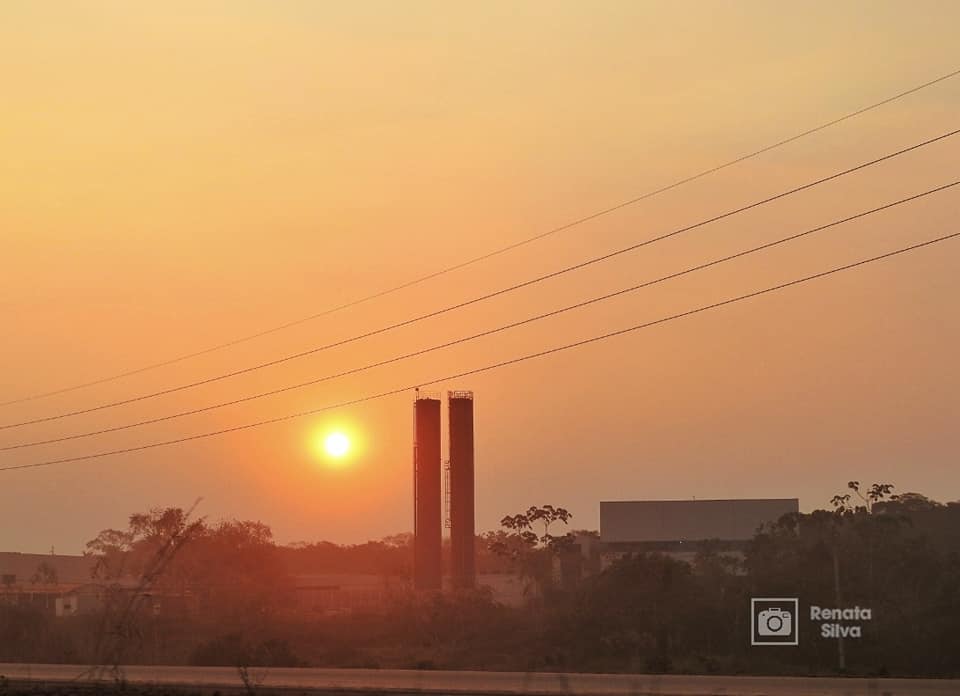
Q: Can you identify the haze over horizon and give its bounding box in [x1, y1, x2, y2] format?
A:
[3, 1, 959, 554]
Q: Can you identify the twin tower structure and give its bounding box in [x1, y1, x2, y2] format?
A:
[413, 390, 475, 591]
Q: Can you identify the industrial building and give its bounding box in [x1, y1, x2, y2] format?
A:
[599, 498, 799, 566]
[0, 552, 110, 616]
[0, 551, 96, 587]
[0, 551, 189, 617]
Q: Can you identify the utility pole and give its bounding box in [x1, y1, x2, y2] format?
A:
[831, 528, 846, 672]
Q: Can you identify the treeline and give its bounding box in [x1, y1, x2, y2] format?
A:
[279, 534, 513, 576]
[1, 486, 957, 677]
[84, 511, 509, 587]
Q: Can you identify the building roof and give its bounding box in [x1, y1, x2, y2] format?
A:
[0, 552, 97, 586]
[599, 498, 799, 543]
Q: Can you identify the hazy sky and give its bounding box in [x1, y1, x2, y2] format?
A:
[3, 1, 959, 553]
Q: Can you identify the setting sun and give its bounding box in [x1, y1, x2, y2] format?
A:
[323, 432, 351, 459]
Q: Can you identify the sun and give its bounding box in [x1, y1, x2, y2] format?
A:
[310, 425, 362, 468]
[323, 431, 351, 458]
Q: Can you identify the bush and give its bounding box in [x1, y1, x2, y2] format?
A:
[189, 633, 304, 667]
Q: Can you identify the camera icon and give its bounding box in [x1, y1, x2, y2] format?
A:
[757, 607, 792, 636]
[751, 598, 799, 645]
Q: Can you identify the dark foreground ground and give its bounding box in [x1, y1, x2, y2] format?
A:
[2, 664, 960, 696]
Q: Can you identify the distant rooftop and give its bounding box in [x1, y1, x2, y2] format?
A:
[600, 498, 799, 544]
[0, 551, 97, 586]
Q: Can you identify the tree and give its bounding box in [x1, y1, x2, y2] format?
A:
[82, 505, 206, 679]
[573, 552, 722, 672]
[487, 505, 574, 597]
[498, 505, 574, 553]
[30, 561, 58, 586]
[826, 481, 894, 671]
[831, 481, 895, 516]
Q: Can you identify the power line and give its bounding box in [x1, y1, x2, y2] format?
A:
[3, 180, 955, 451]
[3, 127, 956, 431]
[4, 67, 958, 409]
[3, 229, 958, 473]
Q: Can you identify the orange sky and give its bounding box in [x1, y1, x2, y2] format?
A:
[2, 1, 959, 553]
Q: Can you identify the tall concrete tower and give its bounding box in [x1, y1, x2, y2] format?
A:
[448, 390, 476, 589]
[413, 394, 442, 590]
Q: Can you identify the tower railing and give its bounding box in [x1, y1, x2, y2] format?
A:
[443, 459, 452, 529]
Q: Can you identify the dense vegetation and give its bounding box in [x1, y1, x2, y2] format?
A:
[1, 485, 957, 677]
